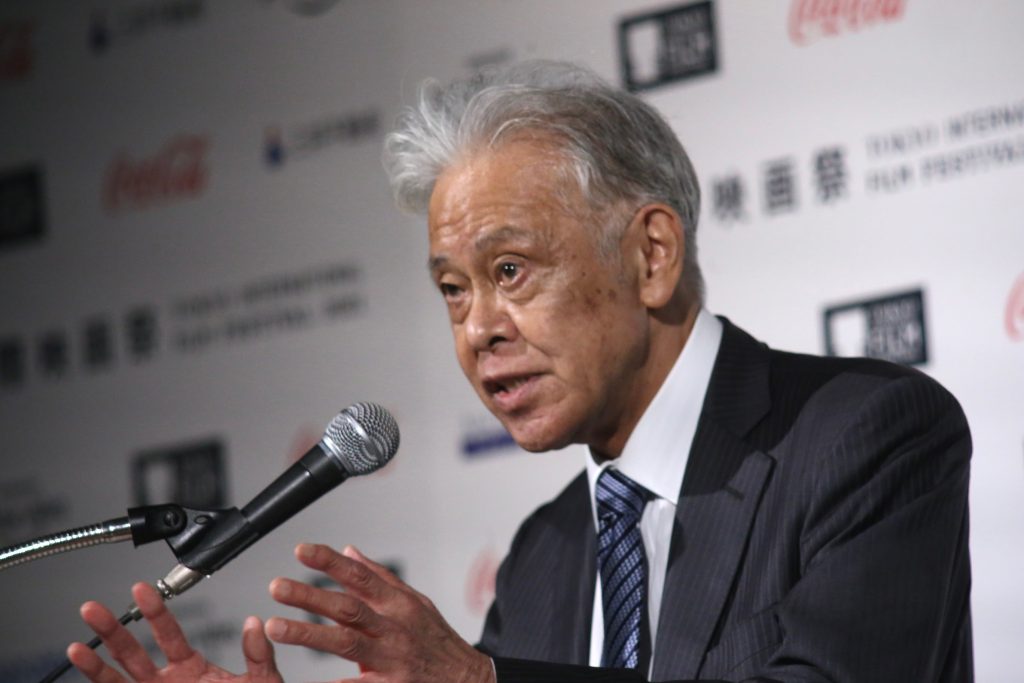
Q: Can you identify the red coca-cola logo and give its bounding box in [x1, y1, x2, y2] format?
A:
[0, 22, 33, 80]
[465, 547, 500, 616]
[789, 0, 907, 45]
[103, 134, 209, 212]
[1006, 273, 1024, 342]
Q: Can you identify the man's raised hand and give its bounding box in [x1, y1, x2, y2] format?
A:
[69, 582, 282, 683]
[266, 543, 495, 683]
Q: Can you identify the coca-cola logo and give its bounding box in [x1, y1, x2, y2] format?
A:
[464, 547, 500, 616]
[789, 0, 907, 45]
[0, 21, 33, 80]
[103, 134, 209, 212]
[1006, 273, 1024, 342]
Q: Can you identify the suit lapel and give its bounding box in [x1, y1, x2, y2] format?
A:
[651, 319, 776, 680]
[546, 477, 597, 665]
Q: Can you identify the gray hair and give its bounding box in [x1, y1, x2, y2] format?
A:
[383, 60, 704, 302]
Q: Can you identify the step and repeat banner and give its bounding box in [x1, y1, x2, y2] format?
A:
[1, 1, 1021, 681]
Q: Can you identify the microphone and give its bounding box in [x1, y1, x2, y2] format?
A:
[140, 402, 400, 606]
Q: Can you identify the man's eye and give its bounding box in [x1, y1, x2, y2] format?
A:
[497, 262, 519, 282]
[439, 283, 463, 299]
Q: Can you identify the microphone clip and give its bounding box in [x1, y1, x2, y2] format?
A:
[129, 504, 250, 575]
[145, 505, 251, 575]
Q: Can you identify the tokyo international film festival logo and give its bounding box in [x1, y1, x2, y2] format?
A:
[618, 0, 718, 93]
[824, 288, 928, 366]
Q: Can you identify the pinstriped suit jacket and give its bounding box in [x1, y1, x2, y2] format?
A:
[479, 318, 972, 682]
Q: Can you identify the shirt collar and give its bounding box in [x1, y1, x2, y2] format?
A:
[586, 309, 723, 520]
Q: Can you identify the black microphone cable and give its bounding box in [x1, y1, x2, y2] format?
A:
[39, 609, 135, 683]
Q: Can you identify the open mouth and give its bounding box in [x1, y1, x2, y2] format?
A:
[484, 374, 538, 397]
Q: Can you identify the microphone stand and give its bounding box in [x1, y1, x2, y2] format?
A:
[0, 504, 234, 683]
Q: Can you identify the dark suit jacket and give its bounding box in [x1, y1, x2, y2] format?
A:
[478, 319, 972, 682]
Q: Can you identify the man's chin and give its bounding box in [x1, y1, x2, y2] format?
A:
[502, 419, 575, 454]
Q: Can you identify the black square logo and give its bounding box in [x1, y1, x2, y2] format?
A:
[824, 289, 928, 366]
[619, 1, 718, 93]
[0, 336, 26, 388]
[0, 165, 46, 249]
[132, 438, 228, 508]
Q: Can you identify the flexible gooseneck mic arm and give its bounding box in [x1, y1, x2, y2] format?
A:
[0, 504, 188, 572]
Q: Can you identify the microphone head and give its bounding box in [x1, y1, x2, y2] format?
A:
[321, 402, 400, 476]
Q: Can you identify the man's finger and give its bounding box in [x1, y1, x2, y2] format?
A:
[241, 615, 279, 679]
[342, 545, 438, 610]
[342, 546, 405, 589]
[269, 577, 384, 634]
[132, 582, 196, 665]
[66, 642, 126, 683]
[294, 543, 394, 605]
[264, 616, 383, 667]
[79, 600, 158, 681]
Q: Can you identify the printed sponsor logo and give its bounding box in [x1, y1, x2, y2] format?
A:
[90, 0, 205, 54]
[131, 437, 228, 508]
[864, 100, 1024, 196]
[0, 20, 33, 80]
[2, 306, 159, 391]
[465, 547, 499, 616]
[789, 0, 907, 45]
[824, 288, 928, 366]
[762, 158, 799, 215]
[36, 329, 70, 379]
[619, 0, 718, 93]
[708, 100, 1024, 227]
[2, 263, 363, 390]
[0, 165, 46, 249]
[81, 316, 115, 372]
[171, 261, 363, 354]
[104, 134, 209, 213]
[264, 110, 379, 169]
[125, 306, 160, 361]
[1006, 273, 1024, 342]
[708, 147, 850, 224]
[461, 414, 517, 458]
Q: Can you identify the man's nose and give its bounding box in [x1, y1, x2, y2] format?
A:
[465, 291, 516, 351]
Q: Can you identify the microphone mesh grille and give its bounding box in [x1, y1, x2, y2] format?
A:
[322, 402, 400, 476]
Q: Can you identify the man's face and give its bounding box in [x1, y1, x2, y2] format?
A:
[427, 139, 653, 455]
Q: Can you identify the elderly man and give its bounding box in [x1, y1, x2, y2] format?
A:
[69, 62, 972, 683]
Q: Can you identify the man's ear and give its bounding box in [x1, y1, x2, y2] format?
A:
[627, 203, 685, 309]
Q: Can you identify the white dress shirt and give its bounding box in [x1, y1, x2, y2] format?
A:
[585, 308, 723, 671]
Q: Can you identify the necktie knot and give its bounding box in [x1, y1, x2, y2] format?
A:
[596, 468, 649, 523]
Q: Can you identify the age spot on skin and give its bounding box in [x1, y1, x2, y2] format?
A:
[583, 288, 603, 313]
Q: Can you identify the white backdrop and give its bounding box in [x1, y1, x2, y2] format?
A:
[1, 1, 1021, 681]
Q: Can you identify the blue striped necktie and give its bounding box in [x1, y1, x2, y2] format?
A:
[596, 467, 650, 670]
